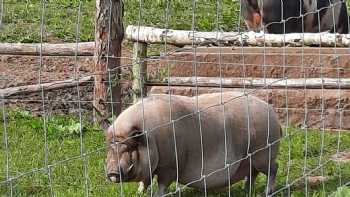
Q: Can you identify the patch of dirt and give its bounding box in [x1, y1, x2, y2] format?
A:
[1, 47, 133, 115]
[307, 176, 328, 186]
[151, 47, 350, 78]
[3, 45, 350, 128]
[331, 152, 350, 163]
[294, 176, 328, 189]
[0, 55, 92, 88]
[0, 49, 132, 89]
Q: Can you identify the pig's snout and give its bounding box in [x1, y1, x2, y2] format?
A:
[107, 171, 121, 182]
[107, 163, 125, 182]
[107, 167, 125, 183]
[107, 163, 134, 182]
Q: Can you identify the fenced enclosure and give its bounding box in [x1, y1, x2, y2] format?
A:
[1, 0, 350, 196]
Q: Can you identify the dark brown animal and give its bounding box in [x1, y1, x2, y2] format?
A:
[241, 0, 349, 33]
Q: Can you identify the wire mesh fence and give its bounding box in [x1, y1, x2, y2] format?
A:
[1, 0, 350, 196]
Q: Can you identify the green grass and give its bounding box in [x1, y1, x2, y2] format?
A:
[0, 0, 241, 43]
[2, 0, 350, 43]
[332, 186, 350, 197]
[1, 0, 95, 43]
[1, 109, 350, 196]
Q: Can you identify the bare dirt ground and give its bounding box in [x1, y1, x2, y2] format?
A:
[0, 48, 133, 115]
[0, 49, 133, 89]
[0, 55, 92, 88]
[1, 46, 349, 130]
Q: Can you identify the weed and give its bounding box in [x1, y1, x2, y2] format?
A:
[331, 186, 350, 197]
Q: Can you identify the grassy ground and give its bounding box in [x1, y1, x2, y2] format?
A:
[1, 1, 350, 196]
[3, 0, 350, 43]
[0, 0, 241, 43]
[1, 109, 350, 196]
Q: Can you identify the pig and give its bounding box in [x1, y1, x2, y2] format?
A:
[241, 0, 349, 34]
[106, 92, 282, 196]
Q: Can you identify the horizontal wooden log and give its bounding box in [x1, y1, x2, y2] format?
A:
[0, 42, 94, 56]
[126, 25, 350, 47]
[147, 77, 350, 89]
[3, 27, 350, 56]
[0, 76, 93, 98]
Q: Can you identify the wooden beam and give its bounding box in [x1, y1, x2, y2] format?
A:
[2, 26, 350, 56]
[0, 42, 94, 56]
[126, 25, 350, 47]
[132, 42, 148, 103]
[0, 76, 93, 98]
[93, 0, 124, 120]
[147, 77, 350, 89]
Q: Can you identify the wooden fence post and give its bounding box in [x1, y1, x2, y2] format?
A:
[132, 42, 147, 103]
[94, 0, 124, 122]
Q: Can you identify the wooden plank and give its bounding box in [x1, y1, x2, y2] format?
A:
[0, 42, 94, 56]
[126, 25, 350, 47]
[147, 77, 350, 89]
[0, 76, 93, 98]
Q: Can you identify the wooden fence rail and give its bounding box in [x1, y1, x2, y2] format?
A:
[2, 25, 349, 105]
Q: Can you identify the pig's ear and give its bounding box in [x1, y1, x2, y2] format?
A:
[101, 118, 111, 131]
[92, 104, 112, 131]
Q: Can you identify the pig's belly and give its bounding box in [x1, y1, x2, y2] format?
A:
[180, 159, 250, 190]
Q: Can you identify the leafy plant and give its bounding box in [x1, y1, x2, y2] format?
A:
[331, 186, 350, 197]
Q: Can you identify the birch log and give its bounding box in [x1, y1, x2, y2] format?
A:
[126, 25, 350, 47]
[0, 42, 94, 56]
[0, 76, 93, 98]
[149, 77, 350, 89]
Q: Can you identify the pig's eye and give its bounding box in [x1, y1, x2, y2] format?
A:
[128, 130, 144, 146]
[110, 137, 123, 144]
[130, 130, 143, 138]
[109, 140, 122, 149]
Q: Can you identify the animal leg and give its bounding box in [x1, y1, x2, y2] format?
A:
[244, 167, 259, 196]
[266, 162, 278, 195]
[155, 183, 168, 197]
[256, 162, 278, 195]
[154, 172, 175, 197]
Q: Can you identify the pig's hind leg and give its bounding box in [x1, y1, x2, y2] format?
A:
[254, 161, 278, 195]
[266, 162, 278, 195]
[154, 169, 177, 197]
[244, 167, 259, 195]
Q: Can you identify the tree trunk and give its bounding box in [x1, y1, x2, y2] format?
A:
[94, 0, 124, 122]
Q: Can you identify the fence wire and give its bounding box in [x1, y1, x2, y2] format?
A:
[1, 0, 350, 197]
